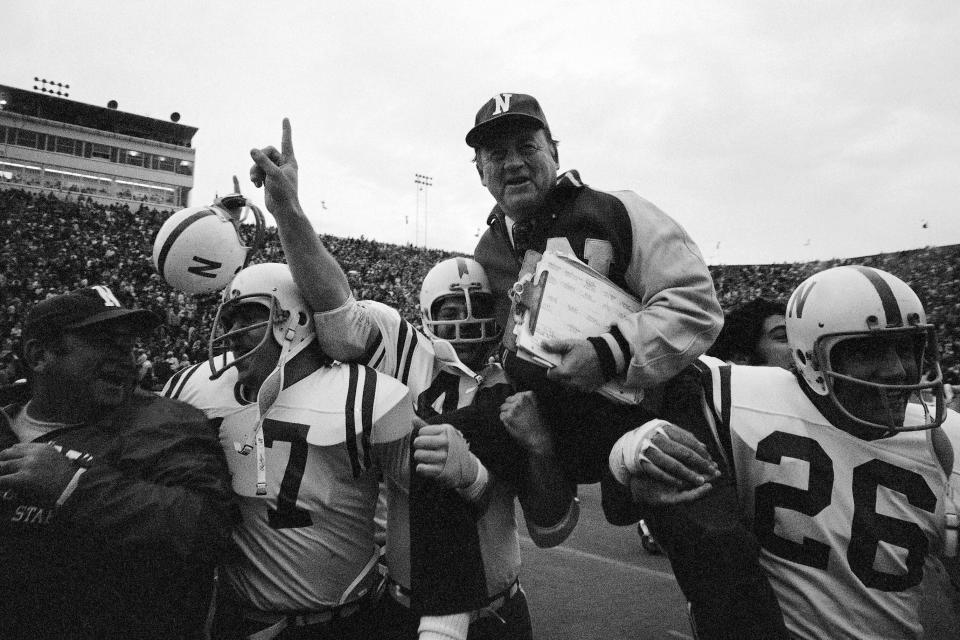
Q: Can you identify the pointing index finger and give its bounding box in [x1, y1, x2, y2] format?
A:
[281, 118, 295, 160]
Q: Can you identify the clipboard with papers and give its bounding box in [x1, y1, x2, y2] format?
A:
[506, 248, 644, 405]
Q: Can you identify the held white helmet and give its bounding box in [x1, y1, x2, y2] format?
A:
[152, 194, 265, 295]
[786, 265, 944, 432]
[419, 257, 501, 348]
[209, 263, 314, 380]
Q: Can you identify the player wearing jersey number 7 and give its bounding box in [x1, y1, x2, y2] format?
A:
[247, 120, 579, 640]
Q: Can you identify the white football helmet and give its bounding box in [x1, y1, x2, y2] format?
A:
[786, 265, 944, 432]
[152, 195, 264, 295]
[209, 263, 314, 380]
[420, 257, 501, 348]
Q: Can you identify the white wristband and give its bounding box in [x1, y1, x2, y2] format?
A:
[418, 612, 470, 640]
[456, 458, 489, 502]
[608, 419, 672, 485]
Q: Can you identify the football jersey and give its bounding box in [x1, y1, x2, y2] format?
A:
[695, 358, 954, 639]
[316, 300, 527, 598]
[166, 355, 415, 612]
[162, 354, 248, 419]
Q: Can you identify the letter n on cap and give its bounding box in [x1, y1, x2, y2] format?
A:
[493, 93, 514, 115]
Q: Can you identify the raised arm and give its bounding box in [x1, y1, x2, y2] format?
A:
[249, 118, 380, 359]
[248, 119, 352, 313]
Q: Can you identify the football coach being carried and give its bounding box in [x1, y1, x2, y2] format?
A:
[0, 286, 234, 640]
[467, 92, 723, 482]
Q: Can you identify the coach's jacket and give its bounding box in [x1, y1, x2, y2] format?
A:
[0, 389, 234, 640]
[474, 169, 722, 390]
[474, 171, 722, 483]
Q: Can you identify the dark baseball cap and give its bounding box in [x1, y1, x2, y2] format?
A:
[466, 93, 551, 148]
[23, 286, 161, 342]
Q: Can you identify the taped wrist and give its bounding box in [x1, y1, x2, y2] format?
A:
[418, 612, 470, 640]
[455, 459, 489, 502]
[608, 419, 672, 485]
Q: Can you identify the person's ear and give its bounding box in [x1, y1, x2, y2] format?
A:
[23, 338, 55, 375]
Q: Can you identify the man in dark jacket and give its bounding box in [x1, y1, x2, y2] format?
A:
[465, 92, 723, 483]
[0, 286, 234, 640]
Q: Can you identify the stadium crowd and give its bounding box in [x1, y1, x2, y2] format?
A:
[2, 187, 959, 389]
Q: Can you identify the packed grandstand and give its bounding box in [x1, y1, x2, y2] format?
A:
[2, 187, 959, 390]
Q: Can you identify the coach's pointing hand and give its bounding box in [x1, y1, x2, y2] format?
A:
[250, 118, 300, 217]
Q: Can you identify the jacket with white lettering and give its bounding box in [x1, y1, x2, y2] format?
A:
[0, 390, 234, 640]
[474, 170, 722, 390]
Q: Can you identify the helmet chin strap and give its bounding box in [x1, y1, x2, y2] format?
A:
[235, 331, 316, 495]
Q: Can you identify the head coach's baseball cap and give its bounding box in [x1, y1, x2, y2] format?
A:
[24, 286, 160, 343]
[466, 93, 551, 148]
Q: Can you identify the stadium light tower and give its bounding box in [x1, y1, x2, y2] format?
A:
[32, 77, 71, 98]
[414, 173, 433, 247]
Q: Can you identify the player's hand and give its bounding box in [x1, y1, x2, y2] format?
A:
[499, 391, 554, 456]
[0, 443, 77, 503]
[628, 475, 714, 506]
[249, 118, 300, 217]
[610, 420, 720, 490]
[642, 423, 719, 488]
[413, 423, 479, 489]
[541, 338, 606, 392]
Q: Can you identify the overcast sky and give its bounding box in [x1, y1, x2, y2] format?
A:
[4, 1, 959, 265]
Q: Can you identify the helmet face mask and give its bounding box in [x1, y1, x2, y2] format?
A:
[815, 327, 943, 433]
[208, 263, 314, 381]
[420, 258, 502, 358]
[787, 265, 945, 433]
[426, 291, 499, 345]
[209, 294, 281, 381]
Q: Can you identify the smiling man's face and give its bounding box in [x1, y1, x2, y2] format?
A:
[477, 126, 558, 221]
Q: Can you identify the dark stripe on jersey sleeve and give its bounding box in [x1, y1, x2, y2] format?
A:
[851, 265, 902, 327]
[343, 364, 362, 478]
[692, 359, 719, 424]
[360, 366, 376, 470]
[400, 325, 419, 386]
[163, 365, 191, 398]
[360, 330, 385, 367]
[717, 364, 734, 468]
[691, 359, 732, 470]
[171, 363, 204, 400]
[395, 320, 409, 380]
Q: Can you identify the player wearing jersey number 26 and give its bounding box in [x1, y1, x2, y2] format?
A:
[611, 265, 959, 639]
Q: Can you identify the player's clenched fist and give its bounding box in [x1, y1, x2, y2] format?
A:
[499, 391, 554, 456]
[413, 423, 479, 490]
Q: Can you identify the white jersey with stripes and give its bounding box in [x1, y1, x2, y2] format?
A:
[163, 356, 414, 612]
[694, 356, 955, 640]
[315, 299, 576, 598]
